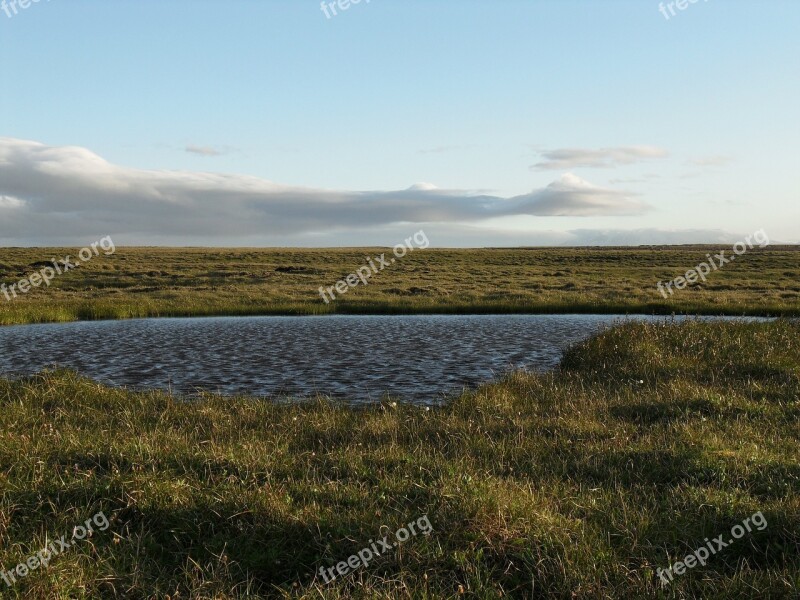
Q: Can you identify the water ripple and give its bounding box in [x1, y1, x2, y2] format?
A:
[0, 314, 755, 405]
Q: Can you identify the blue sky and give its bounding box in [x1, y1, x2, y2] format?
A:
[1, 0, 798, 246]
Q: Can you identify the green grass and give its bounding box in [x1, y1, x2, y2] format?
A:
[0, 319, 797, 598]
[1, 246, 799, 325]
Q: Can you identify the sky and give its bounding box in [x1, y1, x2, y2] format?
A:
[0, 0, 798, 247]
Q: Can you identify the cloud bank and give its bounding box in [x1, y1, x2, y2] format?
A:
[532, 146, 668, 170]
[0, 138, 649, 244]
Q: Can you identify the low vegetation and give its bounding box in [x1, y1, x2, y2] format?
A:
[0, 319, 797, 598]
[1, 246, 799, 325]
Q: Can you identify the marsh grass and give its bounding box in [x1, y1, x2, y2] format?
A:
[1, 246, 799, 325]
[0, 320, 798, 598]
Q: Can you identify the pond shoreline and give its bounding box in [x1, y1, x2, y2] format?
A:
[0, 302, 795, 328]
[0, 314, 774, 403]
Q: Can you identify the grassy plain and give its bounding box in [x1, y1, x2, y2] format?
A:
[1, 246, 799, 325]
[0, 320, 798, 598]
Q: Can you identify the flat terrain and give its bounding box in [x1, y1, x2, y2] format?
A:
[1, 246, 799, 325]
[0, 320, 797, 598]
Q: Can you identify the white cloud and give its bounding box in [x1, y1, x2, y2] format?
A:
[532, 146, 668, 170]
[510, 173, 649, 216]
[407, 182, 440, 191]
[0, 138, 648, 245]
[185, 144, 228, 156]
[0, 195, 25, 209]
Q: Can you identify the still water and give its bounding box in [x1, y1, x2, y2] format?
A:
[0, 314, 757, 404]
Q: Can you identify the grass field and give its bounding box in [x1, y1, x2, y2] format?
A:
[1, 246, 799, 325]
[0, 319, 798, 598]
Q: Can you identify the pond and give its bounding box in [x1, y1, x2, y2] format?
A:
[0, 314, 761, 405]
